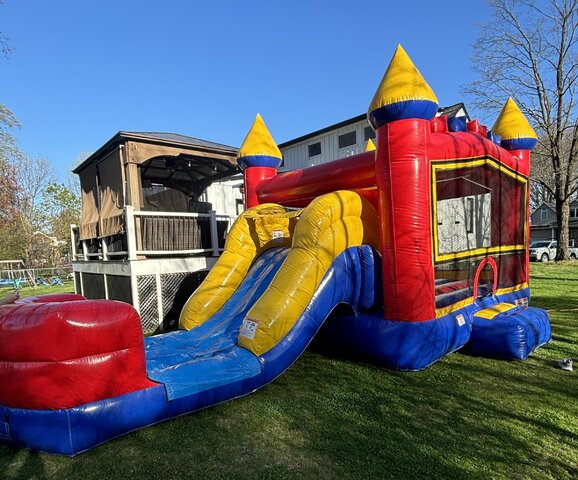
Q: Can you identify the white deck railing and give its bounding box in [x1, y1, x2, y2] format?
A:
[71, 206, 236, 261]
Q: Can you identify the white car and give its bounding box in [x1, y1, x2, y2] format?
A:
[529, 240, 578, 262]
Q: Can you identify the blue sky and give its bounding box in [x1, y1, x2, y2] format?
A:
[1, 1, 492, 178]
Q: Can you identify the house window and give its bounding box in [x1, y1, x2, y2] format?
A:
[308, 142, 321, 157]
[571, 207, 578, 218]
[466, 197, 474, 234]
[338, 131, 357, 149]
[236, 199, 244, 215]
[540, 208, 548, 221]
[364, 126, 375, 141]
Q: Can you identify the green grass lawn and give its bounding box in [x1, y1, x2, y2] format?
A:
[0, 280, 75, 300]
[1, 264, 577, 479]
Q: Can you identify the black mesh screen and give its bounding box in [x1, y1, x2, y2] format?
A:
[81, 273, 105, 299]
[106, 275, 132, 304]
[160, 270, 209, 331]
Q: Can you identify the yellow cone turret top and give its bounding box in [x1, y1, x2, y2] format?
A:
[492, 98, 537, 151]
[237, 114, 282, 170]
[368, 45, 438, 129]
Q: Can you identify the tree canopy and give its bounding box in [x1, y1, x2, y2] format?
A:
[0, 1, 80, 266]
[467, 0, 578, 259]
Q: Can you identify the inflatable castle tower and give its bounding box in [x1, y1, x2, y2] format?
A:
[241, 45, 551, 368]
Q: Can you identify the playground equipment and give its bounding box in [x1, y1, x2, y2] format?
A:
[0, 46, 550, 455]
[0, 260, 35, 287]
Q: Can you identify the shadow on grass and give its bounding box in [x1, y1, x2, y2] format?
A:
[0, 448, 49, 480]
[532, 295, 578, 311]
[2, 346, 577, 480]
[277, 350, 578, 480]
[531, 275, 578, 282]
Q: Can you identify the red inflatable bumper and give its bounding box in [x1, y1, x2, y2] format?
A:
[14, 293, 86, 304]
[0, 299, 156, 410]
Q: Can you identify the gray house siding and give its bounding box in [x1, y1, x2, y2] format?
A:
[279, 104, 468, 170]
[530, 200, 578, 243]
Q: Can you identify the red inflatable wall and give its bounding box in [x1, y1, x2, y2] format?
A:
[256, 151, 378, 209]
[253, 116, 531, 323]
[375, 118, 436, 321]
[0, 300, 156, 409]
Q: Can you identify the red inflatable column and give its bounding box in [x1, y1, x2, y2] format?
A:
[368, 45, 439, 322]
[492, 98, 538, 287]
[375, 119, 436, 321]
[521, 151, 531, 284]
[244, 166, 277, 209]
[506, 148, 531, 284]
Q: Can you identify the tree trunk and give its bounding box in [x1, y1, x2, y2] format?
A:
[555, 197, 571, 260]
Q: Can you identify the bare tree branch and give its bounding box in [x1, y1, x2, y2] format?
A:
[465, 0, 578, 259]
[0, 0, 12, 58]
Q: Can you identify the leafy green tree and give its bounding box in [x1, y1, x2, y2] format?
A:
[0, 158, 23, 260]
[41, 182, 81, 261]
[0, 105, 20, 162]
[9, 155, 54, 265]
[0, 3, 23, 260]
[0, 105, 24, 260]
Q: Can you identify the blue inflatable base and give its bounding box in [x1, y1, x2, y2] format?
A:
[316, 288, 551, 369]
[368, 99, 438, 129]
[0, 246, 551, 455]
[315, 309, 472, 371]
[463, 306, 551, 360]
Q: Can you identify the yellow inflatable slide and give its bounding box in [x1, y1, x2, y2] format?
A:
[179, 190, 379, 355]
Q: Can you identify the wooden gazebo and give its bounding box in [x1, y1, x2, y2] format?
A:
[71, 131, 241, 332]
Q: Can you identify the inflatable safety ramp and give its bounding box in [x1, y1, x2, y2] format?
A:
[0, 295, 157, 453]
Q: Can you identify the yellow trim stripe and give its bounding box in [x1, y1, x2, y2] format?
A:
[435, 245, 526, 263]
[475, 303, 516, 320]
[434, 282, 529, 318]
[432, 158, 527, 180]
[435, 297, 475, 318]
[496, 282, 529, 296]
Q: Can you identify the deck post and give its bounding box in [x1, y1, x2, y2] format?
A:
[126, 205, 138, 260]
[81, 240, 88, 261]
[209, 210, 220, 257]
[101, 236, 108, 261]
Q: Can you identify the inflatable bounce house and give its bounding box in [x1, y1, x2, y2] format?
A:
[0, 46, 551, 455]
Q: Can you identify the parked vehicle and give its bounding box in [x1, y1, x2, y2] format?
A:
[529, 240, 578, 262]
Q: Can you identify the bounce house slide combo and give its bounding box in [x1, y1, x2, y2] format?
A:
[0, 46, 551, 455]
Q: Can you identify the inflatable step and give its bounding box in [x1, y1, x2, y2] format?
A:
[463, 302, 551, 360]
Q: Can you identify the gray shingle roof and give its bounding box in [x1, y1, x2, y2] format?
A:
[121, 132, 238, 152]
[73, 131, 238, 173]
[437, 103, 468, 119]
